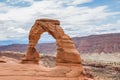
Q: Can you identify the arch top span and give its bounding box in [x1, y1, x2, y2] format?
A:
[36, 18, 60, 25]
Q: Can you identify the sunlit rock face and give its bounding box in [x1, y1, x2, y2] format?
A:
[21, 19, 91, 79]
[21, 19, 82, 65]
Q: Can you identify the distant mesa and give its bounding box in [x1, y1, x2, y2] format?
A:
[73, 33, 120, 53]
[0, 33, 120, 54]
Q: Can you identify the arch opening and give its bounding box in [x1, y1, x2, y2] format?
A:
[36, 32, 57, 55]
[36, 32, 57, 68]
[38, 32, 56, 44]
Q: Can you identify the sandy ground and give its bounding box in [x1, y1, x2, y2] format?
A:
[0, 57, 94, 80]
[0, 53, 120, 80]
[0, 63, 82, 80]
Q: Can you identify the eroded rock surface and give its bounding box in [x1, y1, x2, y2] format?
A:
[21, 19, 89, 79]
[0, 52, 94, 80]
[22, 19, 82, 65]
[0, 62, 94, 80]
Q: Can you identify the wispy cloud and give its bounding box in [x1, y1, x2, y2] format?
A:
[0, 0, 120, 41]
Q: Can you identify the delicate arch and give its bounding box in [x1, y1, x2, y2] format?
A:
[22, 19, 82, 66]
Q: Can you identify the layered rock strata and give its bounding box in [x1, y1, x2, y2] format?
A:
[21, 19, 87, 78]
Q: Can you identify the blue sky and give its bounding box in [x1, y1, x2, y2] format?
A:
[0, 0, 120, 45]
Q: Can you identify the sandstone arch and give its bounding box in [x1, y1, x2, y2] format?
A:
[21, 19, 83, 67]
[20, 19, 88, 78]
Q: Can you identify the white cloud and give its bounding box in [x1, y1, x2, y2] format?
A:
[0, 20, 28, 40]
[53, 0, 93, 6]
[72, 0, 92, 5]
[0, 0, 120, 41]
[89, 20, 120, 35]
[7, 27, 26, 33]
[6, 0, 34, 5]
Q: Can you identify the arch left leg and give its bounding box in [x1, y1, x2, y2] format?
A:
[21, 23, 44, 64]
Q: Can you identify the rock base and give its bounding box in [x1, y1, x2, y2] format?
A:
[0, 63, 94, 80]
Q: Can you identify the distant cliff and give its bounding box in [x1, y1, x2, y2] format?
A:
[72, 33, 120, 53]
[0, 33, 120, 53]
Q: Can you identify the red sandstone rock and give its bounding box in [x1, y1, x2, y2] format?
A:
[21, 18, 82, 65]
[0, 52, 94, 80]
[0, 59, 6, 63]
[0, 62, 94, 80]
[21, 18, 86, 78]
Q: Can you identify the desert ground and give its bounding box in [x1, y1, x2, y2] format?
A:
[0, 51, 120, 80]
